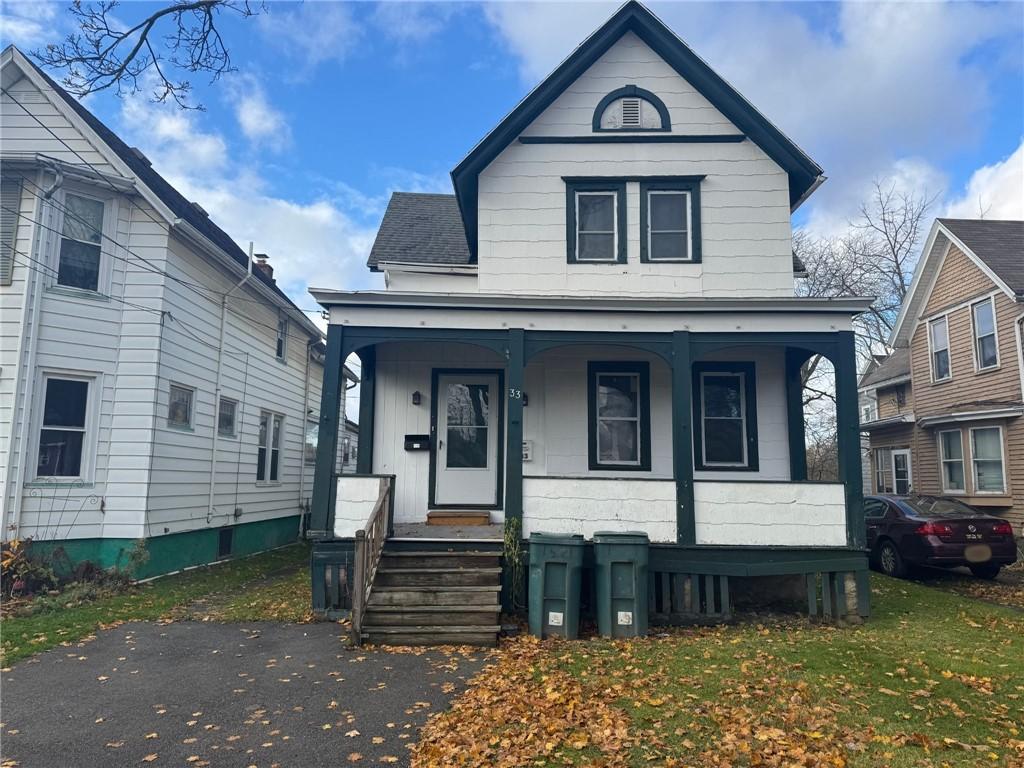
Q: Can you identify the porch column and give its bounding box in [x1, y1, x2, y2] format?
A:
[672, 331, 695, 545]
[784, 347, 809, 481]
[505, 328, 525, 529]
[310, 324, 344, 538]
[356, 346, 376, 474]
[835, 330, 865, 548]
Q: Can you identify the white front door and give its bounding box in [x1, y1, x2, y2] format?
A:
[891, 449, 912, 495]
[434, 373, 500, 507]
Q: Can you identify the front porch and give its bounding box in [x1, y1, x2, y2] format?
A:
[308, 322, 869, 641]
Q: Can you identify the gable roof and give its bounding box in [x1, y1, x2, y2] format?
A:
[450, 0, 824, 261]
[1, 46, 320, 340]
[368, 192, 470, 269]
[937, 218, 1024, 295]
[858, 347, 911, 389]
[890, 217, 1024, 347]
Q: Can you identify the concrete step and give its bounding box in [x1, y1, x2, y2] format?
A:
[361, 625, 500, 647]
[427, 510, 491, 526]
[369, 586, 500, 607]
[363, 605, 499, 627]
[374, 567, 501, 588]
[379, 551, 501, 570]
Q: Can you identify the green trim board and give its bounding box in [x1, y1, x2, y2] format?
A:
[310, 324, 344, 537]
[587, 360, 653, 471]
[692, 361, 760, 472]
[564, 179, 628, 264]
[639, 178, 702, 264]
[27, 515, 301, 581]
[525, 330, 673, 364]
[784, 347, 811, 481]
[671, 331, 696, 545]
[519, 135, 745, 145]
[505, 329, 525, 526]
[591, 84, 671, 131]
[355, 346, 376, 475]
[428, 368, 506, 510]
[835, 330, 865, 548]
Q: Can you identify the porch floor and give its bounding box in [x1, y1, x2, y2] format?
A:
[391, 522, 505, 542]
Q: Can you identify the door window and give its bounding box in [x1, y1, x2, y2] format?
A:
[892, 451, 911, 495]
[445, 383, 489, 468]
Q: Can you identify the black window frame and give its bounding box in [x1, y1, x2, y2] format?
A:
[564, 179, 627, 265]
[639, 178, 702, 263]
[587, 361, 652, 472]
[692, 361, 759, 471]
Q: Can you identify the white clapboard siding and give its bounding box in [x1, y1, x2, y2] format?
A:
[476, 32, 794, 298]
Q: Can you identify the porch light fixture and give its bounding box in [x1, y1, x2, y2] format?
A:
[522, 392, 529, 406]
[412, 391, 422, 406]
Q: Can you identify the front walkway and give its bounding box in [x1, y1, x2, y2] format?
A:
[1, 621, 485, 768]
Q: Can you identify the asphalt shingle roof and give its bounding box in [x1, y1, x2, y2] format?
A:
[859, 347, 911, 388]
[367, 193, 470, 270]
[938, 218, 1024, 295]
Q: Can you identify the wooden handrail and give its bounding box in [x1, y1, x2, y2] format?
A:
[350, 476, 393, 644]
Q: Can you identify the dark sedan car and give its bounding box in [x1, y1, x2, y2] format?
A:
[864, 494, 1018, 579]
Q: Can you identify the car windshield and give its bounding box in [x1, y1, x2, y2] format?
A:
[901, 496, 986, 518]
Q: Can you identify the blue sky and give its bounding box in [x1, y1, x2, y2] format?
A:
[3, 1, 1023, 312]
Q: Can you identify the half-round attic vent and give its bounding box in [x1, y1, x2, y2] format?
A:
[593, 85, 670, 132]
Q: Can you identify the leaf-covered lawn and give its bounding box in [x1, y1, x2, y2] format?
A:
[1, 544, 311, 666]
[412, 575, 1024, 767]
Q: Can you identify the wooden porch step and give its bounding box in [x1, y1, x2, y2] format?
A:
[363, 605, 499, 627]
[361, 625, 500, 647]
[369, 585, 501, 607]
[374, 567, 502, 588]
[427, 509, 491, 526]
[379, 551, 501, 570]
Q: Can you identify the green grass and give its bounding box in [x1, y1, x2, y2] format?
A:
[1, 544, 310, 666]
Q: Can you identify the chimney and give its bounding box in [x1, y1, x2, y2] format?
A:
[253, 253, 274, 282]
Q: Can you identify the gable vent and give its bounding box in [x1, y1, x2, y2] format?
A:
[621, 98, 641, 127]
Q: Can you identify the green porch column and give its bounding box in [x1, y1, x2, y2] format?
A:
[784, 347, 809, 482]
[505, 329, 525, 528]
[310, 324, 344, 538]
[835, 330, 865, 548]
[356, 346, 376, 475]
[672, 331, 695, 545]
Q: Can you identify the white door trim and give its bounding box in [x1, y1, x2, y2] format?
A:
[890, 448, 912, 495]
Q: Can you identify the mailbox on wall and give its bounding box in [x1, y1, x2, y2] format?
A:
[404, 434, 430, 451]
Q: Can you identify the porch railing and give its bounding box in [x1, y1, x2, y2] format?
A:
[350, 476, 394, 645]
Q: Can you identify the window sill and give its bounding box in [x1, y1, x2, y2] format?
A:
[930, 377, 954, 386]
[47, 285, 110, 303]
[25, 479, 94, 488]
[218, 432, 237, 440]
[256, 481, 283, 487]
[974, 365, 1001, 375]
[568, 258, 628, 266]
[640, 258, 699, 264]
[166, 422, 195, 432]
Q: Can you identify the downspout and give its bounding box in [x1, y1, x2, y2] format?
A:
[7, 164, 63, 539]
[1014, 311, 1024, 403]
[206, 242, 253, 525]
[297, 337, 316, 538]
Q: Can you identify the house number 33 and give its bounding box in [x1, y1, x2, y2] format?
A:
[508, 388, 523, 399]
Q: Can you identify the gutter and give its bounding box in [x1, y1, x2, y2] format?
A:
[297, 337, 316, 538]
[206, 243, 254, 526]
[916, 406, 1024, 429]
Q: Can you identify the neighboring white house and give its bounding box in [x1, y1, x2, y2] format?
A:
[0, 46, 355, 578]
[341, 418, 359, 474]
[308, 2, 872, 640]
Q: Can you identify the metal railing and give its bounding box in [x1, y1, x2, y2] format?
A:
[350, 476, 394, 644]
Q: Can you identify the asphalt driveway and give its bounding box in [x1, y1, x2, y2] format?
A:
[1, 621, 486, 767]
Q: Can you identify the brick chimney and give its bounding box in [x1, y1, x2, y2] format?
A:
[253, 253, 274, 282]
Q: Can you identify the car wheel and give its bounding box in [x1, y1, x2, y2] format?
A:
[969, 564, 1001, 580]
[878, 541, 906, 578]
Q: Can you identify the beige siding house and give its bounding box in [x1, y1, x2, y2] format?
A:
[861, 218, 1024, 532]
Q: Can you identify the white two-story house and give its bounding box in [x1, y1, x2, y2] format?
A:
[0, 46, 356, 579]
[308, 1, 872, 644]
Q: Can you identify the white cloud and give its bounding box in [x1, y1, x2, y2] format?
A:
[481, 1, 1023, 236]
[944, 141, 1024, 220]
[226, 74, 291, 151]
[257, 2, 363, 74]
[0, 2, 58, 48]
[372, 2, 459, 45]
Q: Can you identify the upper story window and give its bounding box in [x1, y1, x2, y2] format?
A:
[640, 179, 702, 263]
[276, 315, 288, 362]
[928, 316, 950, 382]
[168, 383, 195, 429]
[57, 192, 105, 292]
[592, 85, 670, 132]
[971, 297, 998, 370]
[565, 180, 626, 264]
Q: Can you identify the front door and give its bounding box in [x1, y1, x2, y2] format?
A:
[433, 372, 501, 507]
[891, 449, 912, 495]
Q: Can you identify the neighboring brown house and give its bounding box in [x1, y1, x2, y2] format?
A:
[861, 218, 1024, 534]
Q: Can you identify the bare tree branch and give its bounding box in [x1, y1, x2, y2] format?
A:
[33, 0, 264, 110]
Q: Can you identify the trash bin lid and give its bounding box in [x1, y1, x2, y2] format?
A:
[593, 530, 650, 544]
[529, 532, 585, 546]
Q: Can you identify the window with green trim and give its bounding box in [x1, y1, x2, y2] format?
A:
[565, 180, 627, 264]
[640, 179, 701, 263]
[693, 361, 758, 471]
[587, 361, 651, 471]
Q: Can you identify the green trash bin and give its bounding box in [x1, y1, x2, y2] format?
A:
[528, 533, 585, 639]
[593, 531, 649, 638]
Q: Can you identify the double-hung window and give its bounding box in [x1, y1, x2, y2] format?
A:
[873, 447, 892, 493]
[938, 430, 965, 492]
[258, 411, 283, 482]
[304, 419, 319, 465]
[970, 426, 1005, 493]
[276, 315, 288, 362]
[168, 384, 194, 429]
[928, 316, 951, 381]
[565, 180, 626, 263]
[218, 397, 237, 437]
[693, 362, 758, 471]
[971, 298, 998, 370]
[640, 179, 702, 262]
[36, 375, 92, 479]
[587, 362, 651, 470]
[57, 192, 105, 292]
